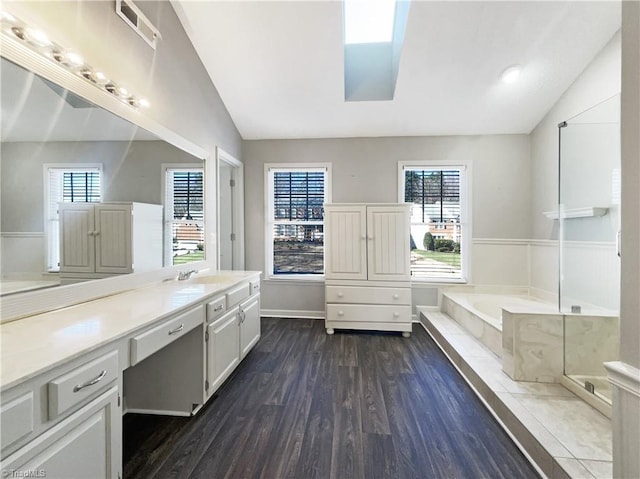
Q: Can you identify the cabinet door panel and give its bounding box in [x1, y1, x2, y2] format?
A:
[59, 204, 95, 273]
[207, 309, 240, 395]
[239, 296, 260, 359]
[95, 204, 132, 273]
[367, 206, 411, 281]
[325, 205, 367, 280]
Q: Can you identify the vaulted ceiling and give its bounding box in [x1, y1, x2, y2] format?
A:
[172, 1, 621, 140]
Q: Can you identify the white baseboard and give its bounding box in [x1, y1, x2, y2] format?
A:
[261, 309, 324, 319]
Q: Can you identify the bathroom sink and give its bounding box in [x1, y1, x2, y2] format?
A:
[189, 275, 237, 284]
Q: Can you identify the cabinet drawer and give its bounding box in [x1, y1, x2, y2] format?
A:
[326, 304, 411, 323]
[326, 286, 410, 305]
[250, 279, 260, 296]
[1, 392, 34, 449]
[207, 296, 227, 321]
[130, 305, 203, 366]
[48, 351, 118, 419]
[226, 283, 250, 308]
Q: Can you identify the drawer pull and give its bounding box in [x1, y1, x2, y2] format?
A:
[393, 294, 399, 300]
[338, 310, 344, 316]
[73, 370, 107, 392]
[214, 305, 224, 312]
[168, 324, 184, 335]
[337, 292, 344, 298]
[393, 312, 400, 318]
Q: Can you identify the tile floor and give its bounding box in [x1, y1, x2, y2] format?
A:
[419, 309, 613, 479]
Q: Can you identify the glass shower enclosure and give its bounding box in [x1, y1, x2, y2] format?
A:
[558, 94, 620, 405]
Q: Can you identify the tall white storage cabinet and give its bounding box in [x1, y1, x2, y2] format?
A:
[59, 202, 163, 283]
[324, 204, 412, 336]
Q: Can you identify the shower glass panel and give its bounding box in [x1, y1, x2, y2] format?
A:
[559, 94, 620, 405]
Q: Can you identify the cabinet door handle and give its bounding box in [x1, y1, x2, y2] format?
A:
[73, 370, 107, 392]
[168, 324, 184, 335]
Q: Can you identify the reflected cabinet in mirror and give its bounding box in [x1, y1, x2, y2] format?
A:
[0, 57, 205, 295]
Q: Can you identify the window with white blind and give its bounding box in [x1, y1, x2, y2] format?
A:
[399, 162, 470, 282]
[164, 167, 205, 266]
[45, 165, 102, 271]
[265, 164, 331, 278]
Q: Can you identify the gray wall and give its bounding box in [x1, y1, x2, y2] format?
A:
[529, 32, 621, 240]
[8, 1, 241, 159]
[243, 135, 531, 313]
[1, 141, 198, 233]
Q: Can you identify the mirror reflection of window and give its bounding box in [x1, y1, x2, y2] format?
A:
[164, 167, 204, 266]
[45, 165, 102, 271]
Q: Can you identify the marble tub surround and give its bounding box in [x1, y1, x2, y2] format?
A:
[564, 315, 619, 381]
[0, 270, 260, 389]
[420, 309, 613, 479]
[441, 293, 503, 357]
[502, 311, 564, 383]
[442, 289, 558, 362]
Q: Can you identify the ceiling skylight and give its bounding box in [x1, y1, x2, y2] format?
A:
[344, 0, 397, 44]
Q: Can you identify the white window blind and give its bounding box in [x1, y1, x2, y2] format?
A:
[266, 165, 330, 277]
[402, 165, 467, 281]
[165, 168, 204, 265]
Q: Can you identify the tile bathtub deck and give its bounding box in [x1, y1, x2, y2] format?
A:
[418, 309, 613, 479]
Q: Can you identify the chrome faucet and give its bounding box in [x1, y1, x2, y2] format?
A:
[178, 269, 198, 281]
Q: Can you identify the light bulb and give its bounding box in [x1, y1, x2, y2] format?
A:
[65, 51, 84, 66]
[25, 27, 52, 46]
[501, 65, 521, 84]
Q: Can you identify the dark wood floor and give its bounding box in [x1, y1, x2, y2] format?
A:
[123, 318, 540, 479]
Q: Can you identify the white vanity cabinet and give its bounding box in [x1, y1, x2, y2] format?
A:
[1, 349, 122, 479]
[1, 387, 120, 479]
[1, 271, 262, 478]
[206, 307, 240, 394]
[59, 202, 162, 283]
[205, 278, 261, 399]
[324, 204, 412, 336]
[239, 294, 260, 359]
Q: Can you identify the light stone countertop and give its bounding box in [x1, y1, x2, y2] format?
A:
[0, 271, 261, 390]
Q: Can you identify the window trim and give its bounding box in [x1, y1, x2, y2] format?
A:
[162, 163, 205, 267]
[398, 160, 472, 283]
[43, 163, 103, 272]
[264, 163, 332, 281]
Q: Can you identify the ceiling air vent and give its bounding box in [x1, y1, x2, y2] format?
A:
[116, 0, 162, 49]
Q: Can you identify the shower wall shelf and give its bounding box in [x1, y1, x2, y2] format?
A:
[544, 207, 609, 220]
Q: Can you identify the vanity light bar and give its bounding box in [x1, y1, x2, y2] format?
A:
[0, 10, 150, 110]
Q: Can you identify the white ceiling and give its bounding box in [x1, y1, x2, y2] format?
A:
[172, 0, 621, 140]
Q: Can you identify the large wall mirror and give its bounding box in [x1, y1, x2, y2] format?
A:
[0, 35, 215, 319]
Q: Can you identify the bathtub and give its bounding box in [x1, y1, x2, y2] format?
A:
[444, 292, 553, 329]
[441, 290, 556, 358]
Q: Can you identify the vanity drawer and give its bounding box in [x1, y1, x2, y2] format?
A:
[48, 351, 118, 419]
[1, 392, 34, 449]
[207, 296, 227, 321]
[130, 305, 203, 366]
[326, 304, 411, 323]
[325, 286, 411, 305]
[226, 283, 250, 308]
